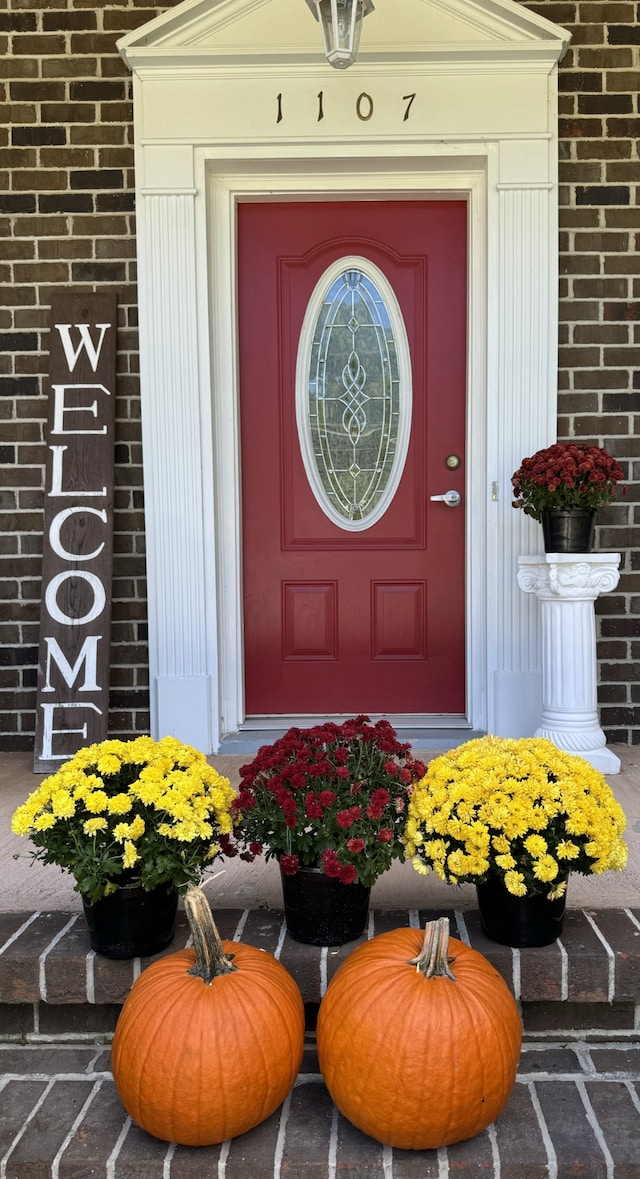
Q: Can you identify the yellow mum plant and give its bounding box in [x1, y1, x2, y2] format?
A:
[404, 736, 627, 899]
[11, 736, 235, 903]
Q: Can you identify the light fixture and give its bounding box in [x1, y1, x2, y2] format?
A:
[305, 0, 374, 70]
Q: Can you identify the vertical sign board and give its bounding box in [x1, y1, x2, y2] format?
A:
[34, 292, 118, 772]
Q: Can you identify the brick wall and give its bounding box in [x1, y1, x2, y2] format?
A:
[525, 0, 640, 742]
[0, 0, 165, 750]
[0, 0, 639, 750]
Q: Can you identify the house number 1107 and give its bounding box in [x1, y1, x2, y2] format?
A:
[276, 91, 416, 124]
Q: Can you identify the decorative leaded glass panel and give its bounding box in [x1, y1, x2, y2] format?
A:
[296, 257, 411, 531]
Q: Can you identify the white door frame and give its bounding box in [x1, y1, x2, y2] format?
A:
[120, 0, 569, 753]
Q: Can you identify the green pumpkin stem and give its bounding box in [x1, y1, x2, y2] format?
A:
[184, 885, 237, 984]
[408, 916, 457, 981]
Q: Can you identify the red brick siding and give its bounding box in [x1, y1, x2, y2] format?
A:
[524, 1, 640, 742]
[0, 0, 166, 750]
[0, 0, 638, 747]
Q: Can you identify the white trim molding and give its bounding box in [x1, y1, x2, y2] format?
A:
[119, 0, 570, 752]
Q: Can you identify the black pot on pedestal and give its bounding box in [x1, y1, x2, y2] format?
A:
[476, 875, 567, 948]
[279, 865, 370, 946]
[541, 508, 595, 554]
[82, 879, 178, 959]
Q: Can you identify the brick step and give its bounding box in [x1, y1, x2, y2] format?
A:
[1, 906, 639, 1040]
[2, 1039, 640, 1176]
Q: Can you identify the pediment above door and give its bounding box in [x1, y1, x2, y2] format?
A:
[118, 0, 570, 70]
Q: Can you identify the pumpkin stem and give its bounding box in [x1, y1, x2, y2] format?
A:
[184, 885, 237, 984]
[407, 916, 457, 981]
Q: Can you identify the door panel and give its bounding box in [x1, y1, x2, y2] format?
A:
[238, 200, 467, 715]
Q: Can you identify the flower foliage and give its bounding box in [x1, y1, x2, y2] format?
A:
[404, 736, 627, 899]
[227, 716, 426, 888]
[511, 443, 624, 522]
[11, 736, 235, 903]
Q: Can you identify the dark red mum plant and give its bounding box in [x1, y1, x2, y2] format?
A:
[225, 716, 426, 887]
[511, 443, 624, 522]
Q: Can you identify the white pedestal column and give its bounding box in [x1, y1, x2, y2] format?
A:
[517, 554, 621, 774]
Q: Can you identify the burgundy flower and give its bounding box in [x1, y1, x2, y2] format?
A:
[338, 863, 357, 885]
[305, 792, 324, 819]
[511, 443, 624, 521]
[218, 833, 238, 858]
[231, 714, 420, 888]
[279, 853, 300, 876]
[322, 848, 342, 878]
[366, 788, 390, 820]
[337, 806, 361, 829]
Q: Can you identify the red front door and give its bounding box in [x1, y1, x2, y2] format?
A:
[239, 200, 466, 716]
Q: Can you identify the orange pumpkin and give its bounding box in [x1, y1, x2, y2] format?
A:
[111, 886, 305, 1146]
[316, 917, 521, 1150]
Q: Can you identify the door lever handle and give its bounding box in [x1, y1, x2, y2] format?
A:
[429, 489, 462, 508]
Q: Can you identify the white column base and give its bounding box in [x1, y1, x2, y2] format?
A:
[518, 553, 621, 775]
[156, 676, 212, 750]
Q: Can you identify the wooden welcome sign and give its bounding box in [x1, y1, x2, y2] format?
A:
[34, 292, 117, 772]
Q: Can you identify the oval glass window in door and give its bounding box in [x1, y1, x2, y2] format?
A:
[296, 256, 412, 531]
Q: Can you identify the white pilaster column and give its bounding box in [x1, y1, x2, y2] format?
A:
[517, 554, 621, 774]
[137, 162, 214, 751]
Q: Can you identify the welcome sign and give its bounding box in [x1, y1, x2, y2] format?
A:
[34, 292, 117, 772]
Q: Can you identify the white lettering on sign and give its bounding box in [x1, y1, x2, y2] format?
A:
[55, 322, 112, 373]
[43, 635, 102, 693]
[48, 507, 107, 561]
[45, 570, 107, 627]
[48, 446, 107, 497]
[39, 701, 103, 763]
[35, 295, 117, 769]
[51, 384, 110, 435]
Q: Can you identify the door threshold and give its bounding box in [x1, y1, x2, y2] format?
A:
[217, 716, 484, 756]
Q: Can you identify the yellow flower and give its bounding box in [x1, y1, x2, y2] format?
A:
[11, 809, 35, 836]
[51, 790, 75, 819]
[495, 853, 516, 871]
[423, 839, 447, 860]
[83, 818, 108, 835]
[84, 791, 109, 814]
[557, 840, 580, 860]
[128, 815, 145, 840]
[34, 814, 57, 831]
[96, 753, 122, 776]
[404, 734, 628, 890]
[412, 857, 431, 876]
[491, 834, 510, 854]
[106, 794, 133, 815]
[524, 834, 547, 858]
[532, 854, 559, 883]
[504, 870, 527, 897]
[122, 840, 139, 869]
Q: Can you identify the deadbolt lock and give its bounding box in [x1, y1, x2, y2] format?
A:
[445, 454, 461, 470]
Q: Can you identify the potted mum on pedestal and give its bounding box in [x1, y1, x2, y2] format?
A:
[404, 735, 627, 947]
[511, 441, 624, 552]
[11, 736, 236, 958]
[227, 715, 426, 945]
